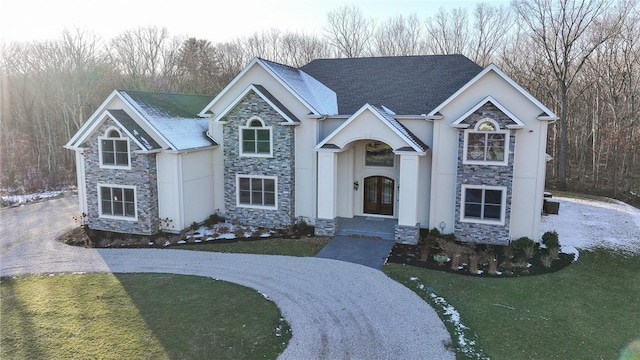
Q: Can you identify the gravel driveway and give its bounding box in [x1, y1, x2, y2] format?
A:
[0, 195, 454, 360]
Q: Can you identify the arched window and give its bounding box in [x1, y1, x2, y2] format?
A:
[100, 127, 130, 168]
[464, 119, 508, 164]
[240, 117, 272, 156]
[364, 141, 394, 167]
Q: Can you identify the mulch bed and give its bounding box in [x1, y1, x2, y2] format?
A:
[387, 243, 574, 277]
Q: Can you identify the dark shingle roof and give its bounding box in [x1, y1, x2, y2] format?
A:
[106, 109, 161, 150]
[300, 55, 482, 115]
[369, 105, 429, 152]
[253, 84, 301, 123]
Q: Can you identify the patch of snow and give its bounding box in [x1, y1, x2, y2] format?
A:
[540, 196, 640, 255]
[2, 190, 64, 205]
[409, 277, 418, 281]
[217, 233, 236, 240]
[425, 289, 489, 360]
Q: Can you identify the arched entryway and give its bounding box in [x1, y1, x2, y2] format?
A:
[363, 176, 394, 216]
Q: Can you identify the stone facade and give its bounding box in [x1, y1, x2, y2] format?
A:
[314, 218, 337, 236]
[454, 103, 516, 245]
[394, 224, 419, 244]
[222, 91, 296, 228]
[83, 119, 159, 234]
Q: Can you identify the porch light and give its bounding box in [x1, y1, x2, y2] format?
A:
[439, 221, 446, 233]
[353, 181, 359, 190]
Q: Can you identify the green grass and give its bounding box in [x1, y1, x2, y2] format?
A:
[1, 273, 290, 360]
[385, 249, 640, 360]
[179, 237, 331, 257]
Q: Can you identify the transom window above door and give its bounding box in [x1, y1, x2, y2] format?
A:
[365, 141, 394, 167]
[463, 119, 509, 165]
[99, 128, 130, 168]
[240, 117, 272, 157]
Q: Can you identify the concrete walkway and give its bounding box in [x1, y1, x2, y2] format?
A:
[0, 195, 454, 360]
[316, 235, 395, 269]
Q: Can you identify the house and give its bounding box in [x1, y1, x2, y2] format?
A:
[65, 55, 557, 245]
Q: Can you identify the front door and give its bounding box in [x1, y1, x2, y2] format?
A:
[363, 176, 394, 216]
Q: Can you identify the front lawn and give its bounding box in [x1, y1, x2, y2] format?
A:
[385, 249, 640, 360]
[1, 273, 290, 359]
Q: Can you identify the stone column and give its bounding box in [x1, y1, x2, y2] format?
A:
[315, 149, 338, 236]
[395, 152, 421, 244]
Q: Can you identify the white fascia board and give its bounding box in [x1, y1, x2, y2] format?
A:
[70, 111, 151, 153]
[451, 95, 525, 128]
[198, 57, 261, 117]
[428, 64, 558, 120]
[315, 104, 423, 153]
[117, 91, 175, 150]
[66, 90, 120, 148]
[212, 84, 297, 124]
[69, 91, 172, 151]
[199, 58, 319, 117]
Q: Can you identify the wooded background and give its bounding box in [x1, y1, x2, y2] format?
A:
[1, 0, 638, 206]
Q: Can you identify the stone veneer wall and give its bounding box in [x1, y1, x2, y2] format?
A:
[314, 218, 337, 236]
[84, 119, 159, 234]
[222, 91, 295, 228]
[395, 225, 419, 244]
[454, 103, 516, 245]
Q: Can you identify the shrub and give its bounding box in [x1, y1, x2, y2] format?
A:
[190, 222, 199, 231]
[542, 231, 560, 249]
[512, 237, 535, 260]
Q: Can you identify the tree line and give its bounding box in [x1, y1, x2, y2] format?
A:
[1, 0, 638, 206]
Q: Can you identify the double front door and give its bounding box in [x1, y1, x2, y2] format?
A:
[363, 176, 394, 216]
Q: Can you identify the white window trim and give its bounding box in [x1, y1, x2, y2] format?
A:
[239, 116, 273, 158]
[462, 118, 509, 166]
[98, 127, 132, 169]
[97, 183, 138, 221]
[460, 184, 506, 225]
[363, 141, 396, 169]
[236, 174, 278, 210]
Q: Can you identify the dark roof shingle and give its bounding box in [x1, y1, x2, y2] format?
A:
[300, 55, 482, 115]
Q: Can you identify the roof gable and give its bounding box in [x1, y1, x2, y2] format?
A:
[213, 84, 301, 124]
[106, 110, 161, 150]
[119, 90, 216, 150]
[301, 55, 482, 115]
[316, 104, 428, 153]
[451, 96, 525, 129]
[428, 64, 558, 120]
[200, 57, 337, 117]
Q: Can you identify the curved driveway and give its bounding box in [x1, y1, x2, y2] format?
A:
[0, 195, 454, 360]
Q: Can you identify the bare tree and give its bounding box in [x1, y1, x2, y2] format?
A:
[324, 4, 376, 57]
[471, 3, 514, 66]
[108, 26, 181, 91]
[512, 0, 630, 189]
[425, 7, 471, 55]
[373, 14, 426, 56]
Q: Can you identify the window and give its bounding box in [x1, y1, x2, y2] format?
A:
[99, 185, 136, 219]
[237, 175, 277, 209]
[461, 185, 506, 224]
[240, 117, 272, 156]
[100, 128, 130, 168]
[464, 119, 508, 165]
[365, 141, 394, 167]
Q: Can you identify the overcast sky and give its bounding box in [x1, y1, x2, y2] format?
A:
[0, 0, 512, 44]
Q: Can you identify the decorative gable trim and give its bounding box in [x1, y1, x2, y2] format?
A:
[65, 90, 172, 151]
[428, 64, 558, 121]
[451, 96, 525, 129]
[315, 104, 427, 153]
[199, 57, 329, 117]
[212, 84, 300, 124]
